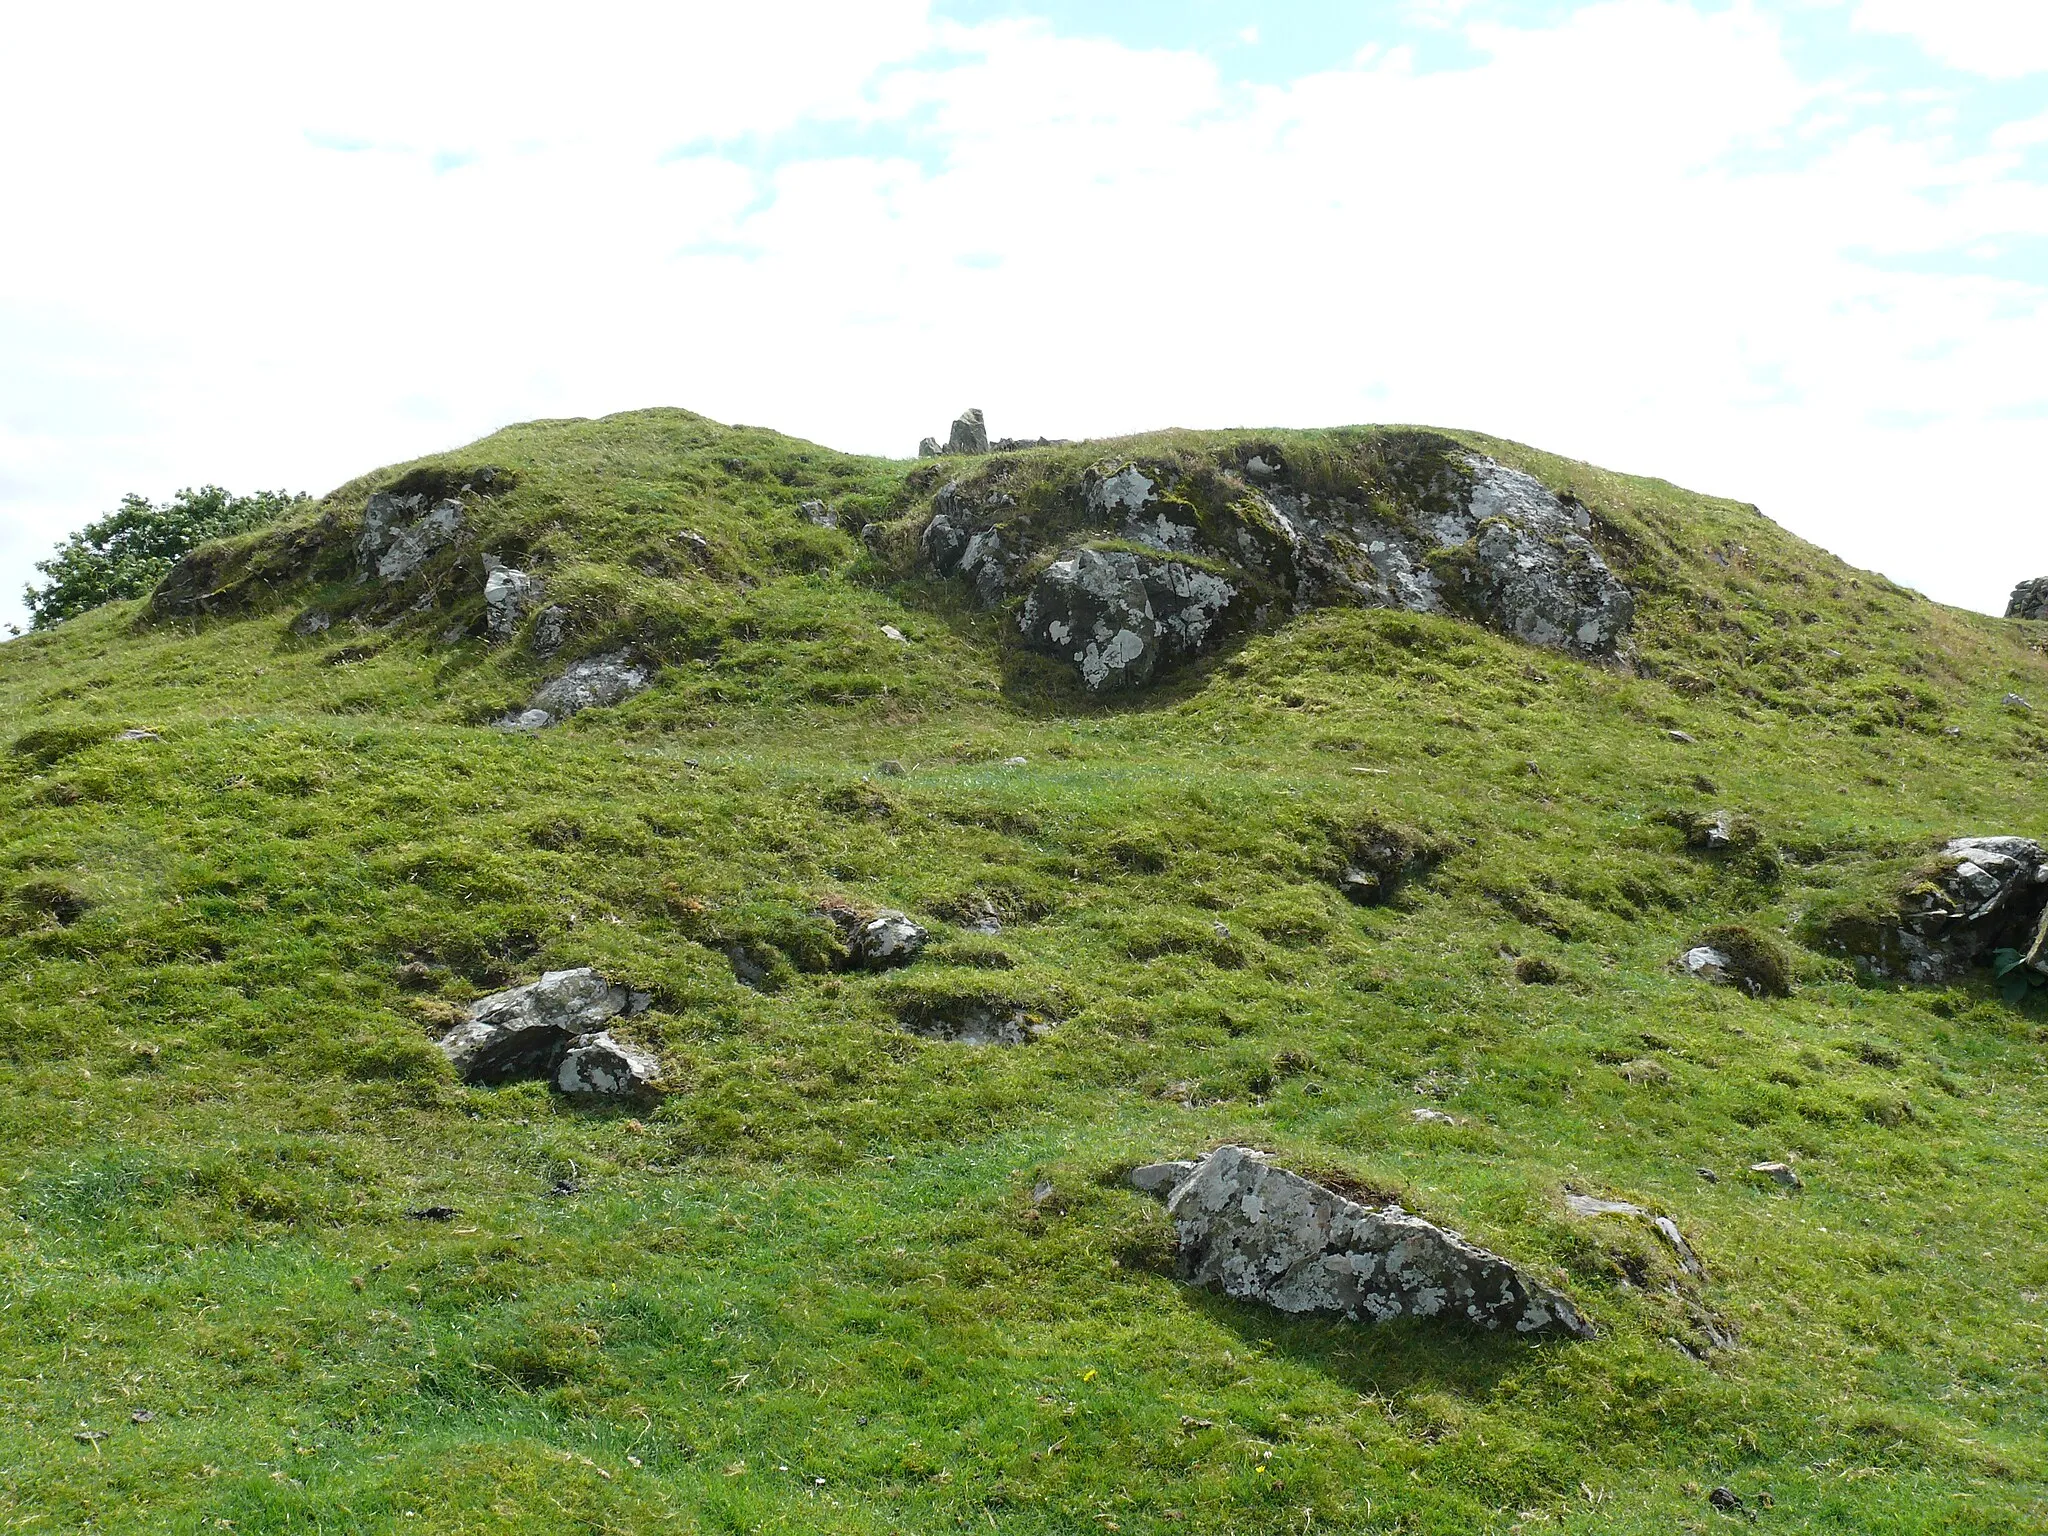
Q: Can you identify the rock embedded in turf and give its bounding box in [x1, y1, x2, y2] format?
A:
[1128, 1161, 1199, 1199]
[358, 491, 464, 583]
[1828, 835, 2048, 983]
[1410, 1107, 1460, 1126]
[2008, 578, 2048, 620]
[799, 499, 836, 528]
[1164, 1145, 1595, 1338]
[482, 558, 542, 642]
[439, 967, 632, 1084]
[1750, 1161, 1802, 1189]
[1017, 547, 1237, 693]
[2004, 692, 2033, 710]
[898, 1003, 1044, 1046]
[556, 1031, 662, 1097]
[1682, 945, 1737, 984]
[500, 651, 652, 730]
[847, 910, 928, 970]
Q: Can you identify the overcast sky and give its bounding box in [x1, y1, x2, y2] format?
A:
[2, 0, 2044, 633]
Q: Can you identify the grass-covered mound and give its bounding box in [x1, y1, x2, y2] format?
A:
[1, 407, 2045, 1533]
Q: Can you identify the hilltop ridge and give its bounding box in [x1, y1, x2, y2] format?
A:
[1, 406, 2045, 1533]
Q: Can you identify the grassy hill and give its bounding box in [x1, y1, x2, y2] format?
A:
[2, 407, 2044, 1534]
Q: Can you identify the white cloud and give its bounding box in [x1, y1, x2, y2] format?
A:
[1855, 0, 2048, 78]
[2, 0, 2045, 631]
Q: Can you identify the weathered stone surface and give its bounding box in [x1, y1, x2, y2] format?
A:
[439, 968, 630, 1084]
[501, 651, 652, 730]
[1682, 946, 1737, 984]
[1750, 1160, 1801, 1189]
[899, 1003, 1043, 1046]
[556, 1031, 661, 1097]
[2004, 692, 2033, 711]
[1564, 1194, 1705, 1279]
[849, 911, 927, 970]
[1829, 835, 2048, 983]
[482, 557, 542, 643]
[918, 436, 944, 458]
[947, 408, 988, 456]
[2008, 578, 2048, 621]
[1565, 1193, 1646, 1218]
[1129, 1161, 1199, 1198]
[799, 499, 836, 529]
[1017, 548, 1237, 693]
[1163, 1145, 1595, 1338]
[358, 492, 464, 583]
[1410, 1107, 1460, 1126]
[531, 605, 568, 658]
[291, 609, 332, 637]
[916, 432, 1635, 691]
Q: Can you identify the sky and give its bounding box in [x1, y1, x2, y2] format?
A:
[1, 0, 2044, 633]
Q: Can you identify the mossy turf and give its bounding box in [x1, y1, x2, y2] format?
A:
[2, 408, 2046, 1533]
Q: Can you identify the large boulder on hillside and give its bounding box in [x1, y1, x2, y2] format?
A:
[1017, 548, 1237, 692]
[1827, 836, 2048, 983]
[439, 968, 631, 1083]
[358, 492, 464, 583]
[2008, 579, 2048, 621]
[500, 651, 652, 731]
[1155, 1146, 1595, 1338]
[915, 432, 1636, 692]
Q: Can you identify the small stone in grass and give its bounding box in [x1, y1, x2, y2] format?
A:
[1750, 1161, 1801, 1189]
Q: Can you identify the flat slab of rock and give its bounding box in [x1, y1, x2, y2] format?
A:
[1164, 1146, 1594, 1338]
[1128, 1160, 1199, 1198]
[556, 1031, 661, 1096]
[440, 968, 630, 1084]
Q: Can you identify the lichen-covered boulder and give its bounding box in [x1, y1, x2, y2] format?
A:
[482, 558, 542, 642]
[556, 1031, 661, 1097]
[2008, 578, 2048, 621]
[500, 651, 652, 731]
[1162, 1145, 1595, 1338]
[439, 968, 630, 1084]
[850, 911, 928, 969]
[358, 492, 464, 583]
[947, 408, 988, 456]
[1017, 548, 1237, 692]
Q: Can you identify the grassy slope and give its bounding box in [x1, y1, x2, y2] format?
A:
[1, 407, 2045, 1534]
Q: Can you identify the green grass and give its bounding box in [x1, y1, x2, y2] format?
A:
[1, 407, 2045, 1532]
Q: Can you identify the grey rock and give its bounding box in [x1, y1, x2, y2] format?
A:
[501, 651, 652, 730]
[799, 499, 836, 529]
[990, 436, 1072, 452]
[531, 605, 568, 658]
[900, 1004, 1043, 1046]
[1128, 1161, 1199, 1199]
[726, 944, 770, 989]
[1001, 756, 1028, 767]
[1339, 866, 1386, 905]
[920, 509, 971, 577]
[291, 609, 332, 637]
[1653, 1215, 1705, 1279]
[482, 557, 543, 643]
[1844, 835, 2048, 983]
[1564, 1193, 1646, 1218]
[849, 910, 927, 970]
[1698, 811, 1735, 851]
[555, 1031, 661, 1097]
[1682, 946, 1736, 984]
[2003, 692, 2033, 711]
[946, 408, 988, 456]
[358, 492, 464, 583]
[1164, 1146, 1594, 1338]
[439, 968, 630, 1084]
[115, 728, 161, 742]
[876, 759, 906, 777]
[2008, 578, 2048, 621]
[1666, 729, 1698, 744]
[676, 530, 713, 562]
[1750, 1160, 1801, 1189]
[1410, 1107, 1460, 1126]
[1017, 547, 1237, 693]
[879, 624, 908, 643]
[917, 436, 944, 458]
[1030, 1177, 1056, 1207]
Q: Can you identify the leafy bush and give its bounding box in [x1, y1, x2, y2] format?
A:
[23, 485, 305, 627]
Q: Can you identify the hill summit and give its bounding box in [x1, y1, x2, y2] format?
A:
[2, 406, 2045, 1533]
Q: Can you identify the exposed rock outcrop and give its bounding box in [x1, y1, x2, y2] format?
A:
[1824, 836, 2048, 983]
[914, 431, 1636, 691]
[817, 903, 930, 970]
[500, 651, 652, 731]
[1016, 549, 1237, 693]
[358, 492, 464, 584]
[439, 968, 632, 1084]
[2007, 578, 2048, 621]
[482, 557, 542, 642]
[1145, 1146, 1595, 1338]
